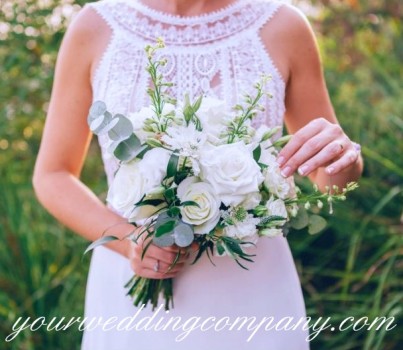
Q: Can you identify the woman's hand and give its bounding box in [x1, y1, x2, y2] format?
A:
[276, 118, 360, 178]
[128, 230, 196, 279]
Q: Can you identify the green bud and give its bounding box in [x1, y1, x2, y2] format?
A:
[145, 138, 163, 148]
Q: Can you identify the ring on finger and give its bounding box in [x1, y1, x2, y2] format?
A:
[153, 260, 160, 273]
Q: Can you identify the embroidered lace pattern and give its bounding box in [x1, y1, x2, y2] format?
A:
[84, 0, 286, 185]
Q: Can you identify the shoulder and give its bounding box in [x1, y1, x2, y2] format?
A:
[57, 2, 112, 71]
[259, 2, 321, 79]
[260, 2, 314, 43]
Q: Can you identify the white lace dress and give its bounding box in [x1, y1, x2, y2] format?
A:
[81, 0, 309, 349]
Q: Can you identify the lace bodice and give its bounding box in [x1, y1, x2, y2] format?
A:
[84, 0, 286, 185]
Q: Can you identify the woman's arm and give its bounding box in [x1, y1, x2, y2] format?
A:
[33, 7, 189, 279]
[32, 7, 133, 257]
[261, 5, 363, 191]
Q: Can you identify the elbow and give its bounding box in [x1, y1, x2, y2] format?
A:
[32, 166, 47, 207]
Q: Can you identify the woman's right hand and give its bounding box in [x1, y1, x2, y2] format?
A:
[128, 230, 194, 279]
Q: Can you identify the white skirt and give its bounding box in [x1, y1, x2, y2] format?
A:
[81, 236, 310, 350]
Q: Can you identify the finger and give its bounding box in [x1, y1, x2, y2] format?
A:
[276, 118, 328, 167]
[144, 245, 179, 265]
[294, 140, 346, 176]
[279, 133, 340, 177]
[131, 257, 185, 275]
[325, 149, 359, 175]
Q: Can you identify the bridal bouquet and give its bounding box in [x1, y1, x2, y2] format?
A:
[85, 39, 357, 310]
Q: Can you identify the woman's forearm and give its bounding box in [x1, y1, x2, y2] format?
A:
[33, 171, 134, 258]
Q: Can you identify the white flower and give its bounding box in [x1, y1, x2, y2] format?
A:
[240, 192, 262, 210]
[223, 213, 260, 243]
[261, 153, 291, 199]
[177, 177, 221, 234]
[137, 147, 171, 192]
[265, 196, 288, 223]
[161, 123, 206, 175]
[107, 160, 162, 221]
[197, 97, 230, 143]
[199, 141, 264, 207]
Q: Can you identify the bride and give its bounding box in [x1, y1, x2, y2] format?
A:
[33, 0, 363, 349]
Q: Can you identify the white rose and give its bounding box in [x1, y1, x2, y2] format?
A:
[197, 97, 230, 143]
[107, 160, 161, 220]
[200, 141, 264, 207]
[177, 177, 221, 234]
[137, 147, 171, 192]
[265, 196, 288, 223]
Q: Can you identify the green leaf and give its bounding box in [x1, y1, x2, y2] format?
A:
[108, 114, 133, 141]
[192, 95, 203, 112]
[135, 199, 165, 207]
[253, 144, 261, 162]
[155, 220, 176, 237]
[308, 215, 327, 235]
[84, 236, 119, 255]
[164, 187, 176, 201]
[290, 206, 309, 230]
[168, 206, 180, 217]
[166, 153, 179, 179]
[257, 215, 286, 227]
[113, 134, 142, 162]
[180, 200, 200, 208]
[216, 241, 225, 256]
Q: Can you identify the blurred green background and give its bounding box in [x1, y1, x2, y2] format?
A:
[0, 0, 402, 349]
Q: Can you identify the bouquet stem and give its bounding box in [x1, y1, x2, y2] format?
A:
[125, 275, 174, 311]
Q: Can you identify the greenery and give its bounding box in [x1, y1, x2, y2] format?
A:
[0, 0, 401, 349]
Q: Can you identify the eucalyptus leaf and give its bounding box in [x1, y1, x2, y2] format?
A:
[153, 233, 175, 247]
[113, 134, 142, 162]
[87, 101, 107, 125]
[290, 206, 309, 230]
[108, 114, 133, 141]
[308, 215, 327, 235]
[89, 111, 113, 135]
[173, 222, 194, 247]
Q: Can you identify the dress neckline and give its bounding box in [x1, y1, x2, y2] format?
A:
[123, 0, 248, 25]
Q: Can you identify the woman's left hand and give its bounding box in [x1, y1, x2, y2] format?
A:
[276, 117, 360, 178]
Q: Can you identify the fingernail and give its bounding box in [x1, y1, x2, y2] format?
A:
[277, 156, 285, 166]
[281, 166, 291, 178]
[326, 167, 334, 175]
[298, 165, 308, 176]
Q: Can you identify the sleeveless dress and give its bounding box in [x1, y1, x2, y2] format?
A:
[81, 1, 310, 349]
